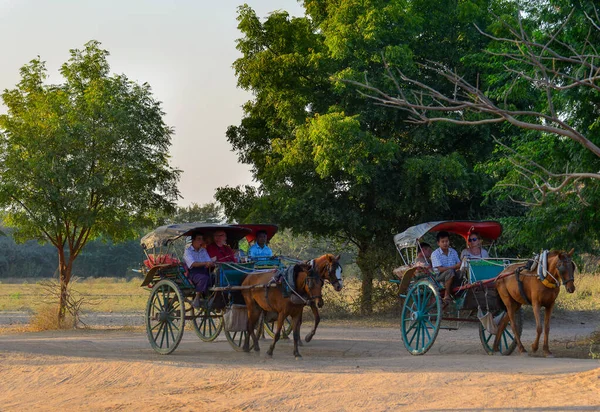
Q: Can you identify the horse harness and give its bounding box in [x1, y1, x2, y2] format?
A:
[513, 250, 574, 304]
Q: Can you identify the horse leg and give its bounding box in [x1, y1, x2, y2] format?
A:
[492, 312, 510, 353]
[506, 300, 527, 354]
[292, 313, 303, 359]
[304, 301, 320, 343]
[266, 312, 284, 357]
[243, 302, 255, 353]
[531, 302, 542, 353]
[248, 303, 262, 352]
[542, 304, 555, 357]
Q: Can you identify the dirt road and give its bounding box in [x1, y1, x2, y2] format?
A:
[1, 315, 599, 411]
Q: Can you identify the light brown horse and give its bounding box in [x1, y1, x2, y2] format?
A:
[494, 249, 576, 357]
[304, 254, 342, 343]
[242, 263, 322, 358]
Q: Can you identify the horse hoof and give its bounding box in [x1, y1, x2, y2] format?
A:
[295, 355, 303, 360]
[298, 340, 304, 347]
[254, 347, 260, 353]
[544, 352, 554, 358]
[266, 352, 273, 358]
[243, 347, 250, 353]
[305, 335, 313, 343]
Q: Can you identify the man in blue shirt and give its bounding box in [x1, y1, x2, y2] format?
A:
[248, 230, 273, 259]
[430, 231, 461, 305]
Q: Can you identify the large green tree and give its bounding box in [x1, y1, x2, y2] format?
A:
[217, 1, 503, 312]
[0, 41, 180, 321]
[350, 0, 600, 253]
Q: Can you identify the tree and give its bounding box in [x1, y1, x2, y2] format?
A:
[218, 1, 502, 313]
[170, 202, 223, 224]
[0, 41, 180, 322]
[349, 1, 600, 204]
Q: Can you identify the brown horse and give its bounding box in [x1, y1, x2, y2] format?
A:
[304, 254, 343, 343]
[494, 249, 576, 357]
[242, 262, 323, 358]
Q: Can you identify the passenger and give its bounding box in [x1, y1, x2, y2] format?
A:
[430, 231, 461, 305]
[415, 242, 433, 269]
[248, 230, 273, 260]
[206, 229, 237, 262]
[184, 232, 215, 309]
[460, 231, 489, 260]
[392, 242, 433, 278]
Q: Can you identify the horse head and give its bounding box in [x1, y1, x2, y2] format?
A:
[295, 262, 324, 306]
[311, 254, 343, 292]
[549, 249, 576, 293]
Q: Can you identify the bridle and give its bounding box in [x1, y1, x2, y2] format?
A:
[302, 267, 323, 302]
[557, 256, 575, 286]
[311, 258, 342, 288]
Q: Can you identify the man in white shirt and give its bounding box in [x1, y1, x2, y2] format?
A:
[430, 231, 461, 305]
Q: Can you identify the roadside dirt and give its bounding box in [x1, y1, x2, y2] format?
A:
[0, 312, 599, 411]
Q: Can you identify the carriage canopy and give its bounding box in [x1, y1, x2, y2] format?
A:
[233, 224, 278, 243]
[393, 220, 503, 250]
[140, 222, 251, 249]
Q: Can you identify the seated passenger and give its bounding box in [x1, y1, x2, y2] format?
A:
[392, 242, 433, 278]
[460, 231, 489, 260]
[184, 232, 215, 309]
[414, 242, 433, 269]
[248, 230, 273, 260]
[430, 231, 461, 305]
[206, 229, 237, 262]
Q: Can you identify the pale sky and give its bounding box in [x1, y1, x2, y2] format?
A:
[0, 0, 305, 206]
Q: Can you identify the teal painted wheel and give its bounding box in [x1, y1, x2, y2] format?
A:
[480, 308, 523, 356]
[191, 307, 223, 342]
[401, 280, 442, 355]
[264, 316, 292, 339]
[145, 279, 185, 355]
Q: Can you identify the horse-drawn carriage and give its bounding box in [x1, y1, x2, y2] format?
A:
[392, 221, 525, 355]
[140, 222, 343, 356]
[393, 220, 576, 356]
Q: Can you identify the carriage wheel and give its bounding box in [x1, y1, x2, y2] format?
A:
[191, 307, 223, 342]
[145, 279, 186, 355]
[224, 314, 263, 352]
[264, 316, 292, 339]
[479, 308, 523, 356]
[400, 280, 442, 355]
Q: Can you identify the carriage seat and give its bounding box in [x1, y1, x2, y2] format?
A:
[219, 262, 256, 286]
[467, 259, 506, 282]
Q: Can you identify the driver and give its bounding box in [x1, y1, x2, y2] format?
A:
[430, 231, 461, 306]
[248, 230, 273, 259]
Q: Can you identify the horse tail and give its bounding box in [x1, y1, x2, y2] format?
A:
[496, 289, 506, 312]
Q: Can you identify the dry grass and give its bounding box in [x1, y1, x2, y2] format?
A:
[0, 273, 599, 316]
[555, 272, 600, 311]
[0, 277, 148, 312]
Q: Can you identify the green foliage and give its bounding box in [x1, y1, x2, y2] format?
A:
[170, 202, 223, 224]
[218, 1, 501, 312]
[0, 41, 180, 320]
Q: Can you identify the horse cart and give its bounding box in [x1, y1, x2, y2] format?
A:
[140, 222, 289, 355]
[392, 221, 524, 356]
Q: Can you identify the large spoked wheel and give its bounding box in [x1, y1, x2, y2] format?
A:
[145, 279, 186, 355]
[191, 307, 223, 342]
[264, 316, 292, 339]
[480, 308, 523, 356]
[224, 314, 263, 352]
[401, 280, 442, 355]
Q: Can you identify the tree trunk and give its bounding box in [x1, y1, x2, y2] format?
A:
[356, 247, 374, 315]
[57, 248, 73, 325]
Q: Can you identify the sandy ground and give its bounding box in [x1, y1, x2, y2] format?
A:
[1, 311, 599, 412]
